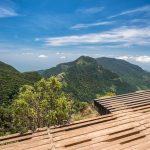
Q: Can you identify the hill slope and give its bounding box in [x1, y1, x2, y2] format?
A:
[96, 57, 150, 90]
[0, 61, 41, 105]
[39, 56, 136, 101]
[38, 61, 74, 77]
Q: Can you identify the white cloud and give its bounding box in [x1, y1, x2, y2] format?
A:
[117, 55, 150, 63]
[60, 56, 66, 59]
[134, 56, 150, 63]
[45, 26, 150, 47]
[109, 5, 150, 18]
[76, 6, 104, 15]
[117, 56, 130, 61]
[38, 54, 48, 58]
[71, 21, 113, 30]
[0, 6, 18, 18]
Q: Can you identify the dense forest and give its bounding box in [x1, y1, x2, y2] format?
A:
[96, 57, 150, 90]
[0, 61, 41, 106]
[0, 56, 150, 135]
[0, 76, 90, 135]
[0, 61, 42, 135]
[39, 56, 150, 92]
[61, 56, 136, 100]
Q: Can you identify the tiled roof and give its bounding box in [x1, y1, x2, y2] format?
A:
[1, 90, 150, 150]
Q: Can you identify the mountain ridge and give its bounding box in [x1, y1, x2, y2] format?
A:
[38, 56, 150, 100]
[1, 56, 150, 103]
[0, 61, 41, 105]
[38, 56, 137, 100]
[96, 57, 150, 90]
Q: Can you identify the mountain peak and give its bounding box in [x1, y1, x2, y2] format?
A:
[75, 56, 96, 65]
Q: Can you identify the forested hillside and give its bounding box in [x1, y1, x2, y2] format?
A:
[0, 61, 41, 105]
[0, 61, 42, 135]
[39, 56, 136, 100]
[3, 56, 149, 105]
[96, 57, 150, 90]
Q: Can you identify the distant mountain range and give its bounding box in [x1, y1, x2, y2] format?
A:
[1, 56, 150, 104]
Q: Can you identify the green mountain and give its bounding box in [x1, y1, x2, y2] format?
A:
[2, 56, 150, 103]
[96, 57, 150, 90]
[0, 61, 41, 105]
[38, 61, 74, 77]
[39, 56, 136, 101]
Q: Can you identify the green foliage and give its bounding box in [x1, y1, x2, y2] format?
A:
[38, 63, 71, 77]
[22, 71, 41, 84]
[96, 57, 150, 90]
[0, 62, 42, 135]
[71, 101, 98, 121]
[11, 77, 72, 133]
[72, 100, 89, 113]
[63, 56, 135, 101]
[96, 91, 116, 99]
[39, 56, 137, 101]
[0, 106, 12, 136]
[0, 61, 41, 106]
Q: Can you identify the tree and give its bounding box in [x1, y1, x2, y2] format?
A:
[0, 106, 12, 136]
[11, 76, 72, 133]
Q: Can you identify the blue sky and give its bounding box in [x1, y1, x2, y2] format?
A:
[0, 0, 150, 72]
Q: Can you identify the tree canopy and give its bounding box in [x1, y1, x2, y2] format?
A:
[12, 77, 72, 133]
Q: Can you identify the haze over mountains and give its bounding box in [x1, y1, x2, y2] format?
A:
[1, 56, 150, 105]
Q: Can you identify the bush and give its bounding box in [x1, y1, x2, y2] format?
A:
[11, 77, 72, 133]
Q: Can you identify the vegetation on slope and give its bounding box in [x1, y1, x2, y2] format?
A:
[0, 61, 95, 135]
[0, 61, 41, 106]
[38, 61, 73, 77]
[96, 57, 150, 90]
[11, 77, 72, 133]
[0, 62, 41, 135]
[0, 76, 92, 135]
[40, 56, 136, 101]
[63, 56, 136, 100]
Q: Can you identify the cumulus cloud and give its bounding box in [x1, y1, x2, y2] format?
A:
[71, 21, 113, 30]
[109, 5, 150, 18]
[44, 26, 150, 47]
[0, 6, 18, 18]
[38, 54, 48, 58]
[117, 55, 150, 63]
